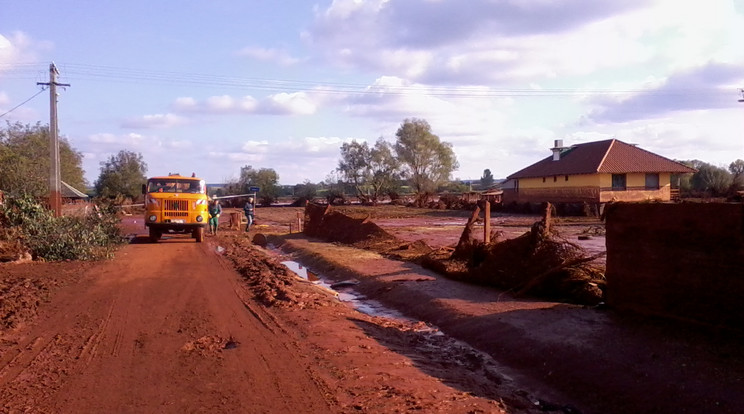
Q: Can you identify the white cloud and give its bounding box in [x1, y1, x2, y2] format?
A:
[587, 62, 744, 122]
[0, 32, 50, 71]
[170, 93, 316, 116]
[205, 95, 235, 111]
[172, 97, 198, 112]
[207, 151, 264, 163]
[305, 0, 744, 87]
[259, 92, 317, 115]
[240, 140, 270, 153]
[88, 132, 146, 146]
[121, 113, 188, 129]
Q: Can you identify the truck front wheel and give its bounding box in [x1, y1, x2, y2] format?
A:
[149, 228, 161, 243]
[194, 227, 204, 243]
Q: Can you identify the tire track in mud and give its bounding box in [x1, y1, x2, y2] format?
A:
[1, 235, 339, 413]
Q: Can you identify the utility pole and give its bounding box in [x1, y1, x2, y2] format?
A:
[37, 63, 70, 217]
[739, 89, 743, 161]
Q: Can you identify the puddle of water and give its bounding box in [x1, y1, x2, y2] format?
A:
[281, 260, 320, 282]
[281, 260, 419, 322]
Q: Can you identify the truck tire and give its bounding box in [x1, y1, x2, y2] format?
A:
[194, 227, 204, 243]
[149, 228, 161, 243]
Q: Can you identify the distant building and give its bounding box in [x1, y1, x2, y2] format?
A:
[61, 181, 89, 203]
[502, 139, 696, 205]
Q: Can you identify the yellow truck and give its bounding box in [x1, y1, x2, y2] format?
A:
[142, 173, 209, 242]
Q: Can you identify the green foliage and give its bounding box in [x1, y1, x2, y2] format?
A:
[394, 118, 458, 201]
[321, 171, 349, 205]
[94, 150, 148, 198]
[337, 138, 400, 204]
[0, 121, 86, 197]
[0, 195, 124, 261]
[480, 169, 494, 188]
[729, 159, 744, 191]
[678, 160, 733, 197]
[439, 180, 470, 193]
[239, 165, 280, 206]
[293, 180, 318, 201]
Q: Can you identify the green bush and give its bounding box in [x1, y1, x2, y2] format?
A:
[0, 195, 124, 261]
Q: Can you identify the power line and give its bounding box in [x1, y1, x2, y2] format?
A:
[0, 61, 737, 99]
[0, 87, 47, 118]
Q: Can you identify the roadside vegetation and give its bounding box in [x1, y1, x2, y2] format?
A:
[0, 195, 124, 261]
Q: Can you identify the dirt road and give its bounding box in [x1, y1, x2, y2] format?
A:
[1, 227, 541, 413]
[0, 235, 338, 412]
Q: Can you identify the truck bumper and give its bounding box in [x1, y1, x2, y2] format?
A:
[146, 222, 208, 232]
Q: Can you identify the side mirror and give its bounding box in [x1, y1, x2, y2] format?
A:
[141, 184, 147, 194]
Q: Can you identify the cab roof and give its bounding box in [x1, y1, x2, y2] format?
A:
[148, 174, 202, 180]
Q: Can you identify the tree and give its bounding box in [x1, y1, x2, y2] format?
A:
[337, 138, 400, 204]
[94, 150, 148, 199]
[394, 118, 458, 205]
[322, 170, 348, 205]
[480, 169, 494, 189]
[686, 160, 732, 197]
[293, 180, 318, 203]
[239, 165, 279, 206]
[0, 121, 86, 197]
[729, 159, 744, 191]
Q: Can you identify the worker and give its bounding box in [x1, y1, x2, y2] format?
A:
[208, 198, 222, 235]
[243, 196, 255, 232]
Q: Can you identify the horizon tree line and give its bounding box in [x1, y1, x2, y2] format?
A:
[2, 120, 742, 203]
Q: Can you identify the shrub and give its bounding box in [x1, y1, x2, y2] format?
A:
[0, 195, 124, 261]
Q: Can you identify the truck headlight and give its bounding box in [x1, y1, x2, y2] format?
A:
[196, 215, 204, 222]
[149, 215, 157, 222]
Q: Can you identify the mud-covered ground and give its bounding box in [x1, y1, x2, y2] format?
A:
[0, 207, 547, 413]
[2, 205, 743, 413]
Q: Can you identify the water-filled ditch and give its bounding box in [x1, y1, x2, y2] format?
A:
[280, 259, 425, 325]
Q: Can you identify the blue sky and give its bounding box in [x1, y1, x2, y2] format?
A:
[2, 0, 743, 186]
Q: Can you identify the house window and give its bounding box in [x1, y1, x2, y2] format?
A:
[542, 177, 546, 183]
[611, 174, 627, 191]
[565, 175, 569, 181]
[553, 176, 557, 182]
[645, 173, 659, 190]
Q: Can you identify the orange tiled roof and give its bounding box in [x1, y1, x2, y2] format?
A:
[507, 139, 695, 179]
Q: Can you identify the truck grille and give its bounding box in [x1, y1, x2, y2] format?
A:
[164, 199, 189, 217]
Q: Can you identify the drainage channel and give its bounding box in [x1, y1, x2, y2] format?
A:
[281, 260, 432, 328]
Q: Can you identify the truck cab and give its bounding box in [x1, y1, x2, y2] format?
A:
[142, 173, 209, 242]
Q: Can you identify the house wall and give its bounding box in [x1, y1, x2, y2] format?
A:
[519, 174, 600, 189]
[504, 172, 675, 205]
[599, 173, 671, 202]
[503, 174, 600, 204]
[605, 203, 744, 329]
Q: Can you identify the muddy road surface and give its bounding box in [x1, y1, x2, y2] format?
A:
[0, 229, 539, 413]
[0, 235, 336, 413]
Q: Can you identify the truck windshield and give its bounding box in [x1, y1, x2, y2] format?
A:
[147, 180, 205, 194]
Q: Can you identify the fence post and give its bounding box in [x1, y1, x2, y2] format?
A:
[484, 200, 491, 244]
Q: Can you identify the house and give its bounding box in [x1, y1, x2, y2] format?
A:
[502, 139, 696, 205]
[61, 181, 89, 203]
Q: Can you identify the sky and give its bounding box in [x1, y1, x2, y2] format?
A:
[1, 0, 744, 187]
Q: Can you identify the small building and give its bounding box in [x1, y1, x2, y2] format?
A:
[61, 181, 89, 203]
[503, 139, 695, 205]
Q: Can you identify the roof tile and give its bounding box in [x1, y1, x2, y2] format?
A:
[507, 139, 695, 179]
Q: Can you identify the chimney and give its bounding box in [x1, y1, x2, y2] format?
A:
[551, 139, 564, 161]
